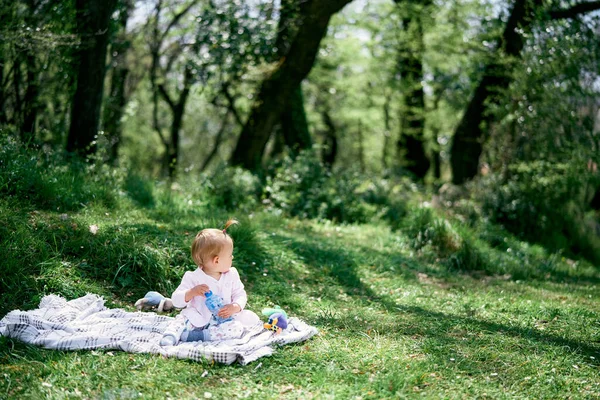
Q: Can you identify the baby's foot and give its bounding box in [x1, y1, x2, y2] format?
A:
[159, 334, 177, 346]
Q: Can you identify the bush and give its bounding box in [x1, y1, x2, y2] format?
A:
[0, 136, 120, 211]
[264, 150, 406, 224]
[478, 160, 599, 258]
[403, 207, 461, 257]
[205, 165, 262, 211]
[124, 173, 155, 208]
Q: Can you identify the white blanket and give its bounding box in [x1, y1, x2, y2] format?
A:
[0, 294, 318, 365]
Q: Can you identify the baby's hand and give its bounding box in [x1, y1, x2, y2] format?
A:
[218, 303, 241, 318]
[191, 284, 210, 298]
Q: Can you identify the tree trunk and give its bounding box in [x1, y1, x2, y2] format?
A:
[200, 112, 230, 172]
[382, 93, 392, 171]
[0, 51, 6, 125]
[450, 0, 542, 184]
[0, 6, 10, 125]
[277, 0, 312, 155]
[432, 141, 441, 180]
[102, 0, 133, 164]
[20, 0, 40, 145]
[168, 101, 185, 179]
[67, 0, 117, 157]
[12, 58, 23, 128]
[281, 85, 312, 151]
[21, 53, 38, 144]
[149, 0, 200, 178]
[160, 67, 193, 178]
[358, 119, 365, 173]
[395, 0, 430, 180]
[321, 109, 338, 168]
[230, 0, 353, 171]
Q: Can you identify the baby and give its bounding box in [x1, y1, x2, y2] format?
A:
[160, 219, 259, 345]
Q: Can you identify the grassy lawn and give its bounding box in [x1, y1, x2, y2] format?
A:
[1, 196, 600, 399]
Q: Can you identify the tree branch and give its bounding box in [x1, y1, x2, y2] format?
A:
[164, 43, 184, 74]
[221, 83, 244, 127]
[549, 1, 600, 19]
[200, 111, 229, 171]
[160, 0, 201, 43]
[157, 83, 176, 111]
[152, 85, 169, 149]
[2, 62, 16, 90]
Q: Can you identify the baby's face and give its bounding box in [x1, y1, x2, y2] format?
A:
[216, 242, 234, 272]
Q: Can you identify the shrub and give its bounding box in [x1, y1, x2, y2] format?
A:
[477, 160, 600, 259]
[205, 166, 262, 211]
[0, 136, 120, 211]
[403, 207, 462, 257]
[264, 150, 404, 224]
[124, 173, 155, 208]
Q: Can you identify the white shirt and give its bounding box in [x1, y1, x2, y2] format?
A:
[171, 267, 248, 328]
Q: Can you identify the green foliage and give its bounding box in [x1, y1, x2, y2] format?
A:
[204, 166, 262, 211]
[486, 17, 600, 167]
[264, 150, 408, 224]
[0, 136, 119, 211]
[403, 207, 461, 256]
[124, 173, 155, 208]
[478, 160, 599, 260]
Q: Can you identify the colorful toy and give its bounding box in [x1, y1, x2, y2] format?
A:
[262, 306, 288, 334]
[134, 291, 174, 312]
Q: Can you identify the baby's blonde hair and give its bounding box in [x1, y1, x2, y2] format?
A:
[191, 219, 238, 267]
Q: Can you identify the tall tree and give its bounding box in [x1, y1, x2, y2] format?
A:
[67, 0, 118, 156]
[275, 0, 312, 156]
[321, 109, 338, 168]
[394, 0, 431, 180]
[0, 45, 5, 125]
[20, 0, 40, 144]
[450, 0, 600, 184]
[7, 0, 44, 144]
[102, 0, 134, 164]
[230, 0, 354, 172]
[148, 0, 200, 178]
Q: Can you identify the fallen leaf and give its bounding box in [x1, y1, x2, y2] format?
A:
[280, 385, 294, 394]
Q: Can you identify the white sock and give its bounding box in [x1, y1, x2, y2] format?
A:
[159, 334, 176, 346]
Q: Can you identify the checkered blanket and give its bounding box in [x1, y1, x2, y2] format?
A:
[0, 294, 318, 365]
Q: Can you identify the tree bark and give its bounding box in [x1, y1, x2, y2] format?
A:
[358, 119, 365, 173]
[158, 66, 193, 178]
[200, 112, 230, 172]
[230, 0, 353, 171]
[67, 0, 118, 157]
[0, 47, 5, 125]
[20, 52, 38, 144]
[277, 0, 312, 155]
[0, 6, 9, 125]
[395, 0, 430, 180]
[102, 0, 133, 164]
[281, 85, 312, 151]
[321, 109, 338, 168]
[382, 93, 392, 171]
[12, 58, 23, 129]
[20, 0, 40, 144]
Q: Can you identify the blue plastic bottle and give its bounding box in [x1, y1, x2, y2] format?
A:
[204, 291, 232, 324]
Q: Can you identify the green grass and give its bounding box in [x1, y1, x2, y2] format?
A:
[1, 173, 600, 398]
